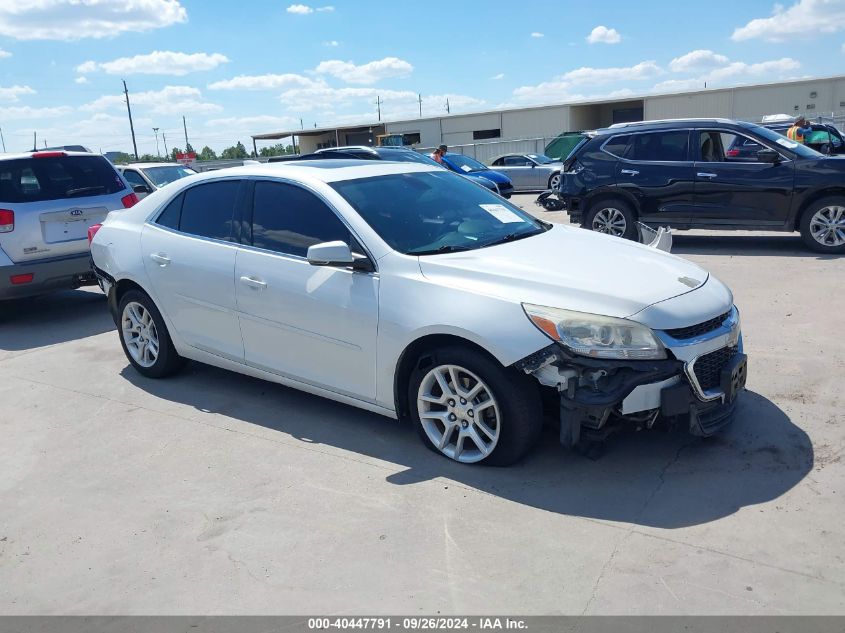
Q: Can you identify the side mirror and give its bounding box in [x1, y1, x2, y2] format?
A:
[133, 184, 151, 194]
[756, 148, 780, 164]
[306, 241, 355, 267]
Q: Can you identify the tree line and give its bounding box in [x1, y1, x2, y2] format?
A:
[111, 142, 296, 164]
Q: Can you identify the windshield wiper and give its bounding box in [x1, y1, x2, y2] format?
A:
[65, 186, 105, 197]
[410, 244, 476, 256]
[481, 229, 544, 248]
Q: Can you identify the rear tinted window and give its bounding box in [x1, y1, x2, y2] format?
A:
[178, 181, 240, 241]
[602, 135, 630, 157]
[628, 131, 690, 162]
[0, 155, 125, 203]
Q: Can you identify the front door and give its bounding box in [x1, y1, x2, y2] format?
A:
[692, 130, 795, 226]
[235, 180, 379, 401]
[141, 179, 245, 361]
[613, 129, 696, 225]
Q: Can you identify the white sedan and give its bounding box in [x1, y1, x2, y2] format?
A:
[90, 161, 747, 465]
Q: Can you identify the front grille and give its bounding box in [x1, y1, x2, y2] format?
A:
[666, 311, 731, 340]
[692, 346, 738, 391]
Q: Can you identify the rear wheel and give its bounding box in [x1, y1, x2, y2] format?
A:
[408, 346, 542, 466]
[799, 197, 845, 253]
[118, 289, 185, 378]
[548, 173, 562, 190]
[585, 199, 638, 240]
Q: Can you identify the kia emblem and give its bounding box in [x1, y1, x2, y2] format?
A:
[70, 209, 83, 216]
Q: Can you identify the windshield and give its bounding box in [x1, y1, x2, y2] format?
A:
[747, 125, 823, 158]
[443, 153, 487, 173]
[377, 149, 444, 167]
[142, 165, 197, 188]
[527, 154, 558, 164]
[330, 171, 548, 255]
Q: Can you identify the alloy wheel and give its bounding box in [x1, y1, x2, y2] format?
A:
[121, 301, 160, 368]
[809, 205, 845, 247]
[549, 173, 562, 190]
[591, 207, 627, 237]
[417, 364, 501, 463]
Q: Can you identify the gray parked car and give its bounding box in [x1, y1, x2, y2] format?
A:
[0, 150, 137, 300]
[489, 153, 562, 191]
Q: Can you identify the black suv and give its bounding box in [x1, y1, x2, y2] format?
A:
[559, 118, 845, 253]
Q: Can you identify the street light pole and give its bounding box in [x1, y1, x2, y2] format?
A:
[152, 127, 160, 158]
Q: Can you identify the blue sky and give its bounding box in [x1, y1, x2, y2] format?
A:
[0, 0, 843, 154]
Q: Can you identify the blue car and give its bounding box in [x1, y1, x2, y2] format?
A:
[440, 153, 515, 198]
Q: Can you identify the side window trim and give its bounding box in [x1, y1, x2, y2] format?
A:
[244, 177, 378, 272]
[693, 128, 792, 164]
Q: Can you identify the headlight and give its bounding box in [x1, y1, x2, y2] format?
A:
[523, 304, 666, 360]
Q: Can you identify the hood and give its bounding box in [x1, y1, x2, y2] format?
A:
[417, 225, 731, 327]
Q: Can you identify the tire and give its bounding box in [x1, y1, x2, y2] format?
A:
[117, 289, 186, 378]
[548, 172, 562, 191]
[799, 196, 845, 254]
[584, 198, 638, 240]
[407, 346, 542, 466]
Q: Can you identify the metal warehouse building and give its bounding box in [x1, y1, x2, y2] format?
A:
[251, 74, 845, 162]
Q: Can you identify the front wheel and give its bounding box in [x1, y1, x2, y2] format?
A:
[584, 199, 638, 240]
[799, 197, 845, 254]
[408, 346, 542, 466]
[548, 172, 562, 190]
[118, 289, 186, 378]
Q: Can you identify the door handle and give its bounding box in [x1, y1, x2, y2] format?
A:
[620, 169, 640, 176]
[149, 252, 170, 266]
[697, 172, 717, 179]
[240, 275, 267, 290]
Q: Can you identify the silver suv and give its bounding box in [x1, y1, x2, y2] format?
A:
[0, 150, 136, 300]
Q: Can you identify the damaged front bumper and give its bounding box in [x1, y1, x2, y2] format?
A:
[514, 307, 747, 447]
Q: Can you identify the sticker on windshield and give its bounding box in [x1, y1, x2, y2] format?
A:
[460, 165, 473, 172]
[776, 138, 798, 149]
[480, 204, 523, 223]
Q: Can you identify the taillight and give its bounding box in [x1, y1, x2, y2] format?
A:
[88, 223, 103, 245]
[10, 273, 33, 285]
[726, 149, 740, 157]
[0, 209, 13, 233]
[121, 193, 139, 208]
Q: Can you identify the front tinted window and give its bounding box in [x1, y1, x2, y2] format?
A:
[503, 156, 531, 166]
[251, 181, 350, 257]
[179, 181, 239, 240]
[122, 169, 147, 188]
[330, 171, 547, 255]
[628, 131, 689, 162]
[0, 155, 125, 203]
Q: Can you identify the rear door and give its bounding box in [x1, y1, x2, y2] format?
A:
[0, 154, 128, 263]
[692, 129, 794, 226]
[141, 179, 245, 361]
[612, 129, 696, 225]
[497, 155, 536, 190]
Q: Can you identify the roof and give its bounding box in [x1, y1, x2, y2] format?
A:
[593, 118, 759, 135]
[183, 159, 440, 184]
[0, 150, 105, 162]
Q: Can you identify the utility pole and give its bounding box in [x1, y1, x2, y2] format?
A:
[418, 94, 423, 117]
[300, 118, 304, 130]
[123, 80, 139, 160]
[182, 116, 190, 151]
[446, 98, 451, 114]
[32, 131, 36, 151]
[375, 95, 382, 121]
[0, 127, 6, 152]
[152, 127, 160, 157]
[162, 133, 169, 160]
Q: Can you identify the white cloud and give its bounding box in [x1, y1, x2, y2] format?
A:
[655, 57, 801, 91]
[77, 51, 229, 76]
[0, 105, 72, 120]
[733, 0, 845, 41]
[0, 0, 187, 41]
[286, 4, 313, 13]
[652, 78, 710, 92]
[323, 40, 339, 46]
[208, 73, 321, 91]
[669, 49, 730, 73]
[0, 49, 11, 58]
[314, 57, 413, 84]
[0, 85, 35, 102]
[561, 60, 663, 85]
[316, 5, 334, 11]
[82, 85, 221, 115]
[587, 25, 621, 44]
[512, 80, 575, 104]
[531, 32, 544, 38]
[75, 76, 89, 84]
[491, 73, 505, 80]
